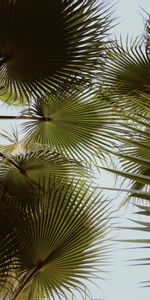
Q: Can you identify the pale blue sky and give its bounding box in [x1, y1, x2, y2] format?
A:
[112, 0, 150, 38]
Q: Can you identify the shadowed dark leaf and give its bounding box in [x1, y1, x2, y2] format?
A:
[0, 0, 113, 104]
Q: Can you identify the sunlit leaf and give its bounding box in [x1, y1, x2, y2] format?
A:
[0, 180, 111, 299]
[21, 88, 119, 162]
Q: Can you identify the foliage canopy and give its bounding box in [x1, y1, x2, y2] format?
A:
[0, 0, 150, 299]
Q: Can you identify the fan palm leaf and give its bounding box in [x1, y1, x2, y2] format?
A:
[21, 88, 119, 162]
[0, 180, 111, 299]
[102, 142, 150, 205]
[0, 0, 112, 104]
[98, 90, 150, 202]
[102, 38, 150, 97]
[0, 146, 87, 207]
[121, 204, 150, 287]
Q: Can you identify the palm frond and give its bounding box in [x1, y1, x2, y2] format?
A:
[103, 37, 150, 97]
[99, 100, 150, 203]
[122, 205, 150, 287]
[0, 0, 113, 104]
[0, 127, 24, 154]
[21, 88, 119, 162]
[0, 180, 111, 299]
[144, 14, 150, 56]
[101, 152, 150, 205]
[0, 147, 87, 207]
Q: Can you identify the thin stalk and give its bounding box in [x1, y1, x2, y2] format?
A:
[8, 259, 49, 299]
[6, 267, 39, 300]
[0, 116, 39, 120]
[0, 115, 53, 121]
[0, 152, 22, 170]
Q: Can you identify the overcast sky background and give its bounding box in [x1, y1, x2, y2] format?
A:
[0, 1, 150, 300]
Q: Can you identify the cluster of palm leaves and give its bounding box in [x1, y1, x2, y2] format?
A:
[102, 17, 150, 287]
[0, 0, 149, 299]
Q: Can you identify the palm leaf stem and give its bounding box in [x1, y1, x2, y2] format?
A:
[0, 116, 42, 120]
[8, 267, 39, 300]
[0, 152, 41, 190]
[0, 152, 22, 170]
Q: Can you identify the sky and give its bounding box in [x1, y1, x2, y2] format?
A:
[112, 0, 150, 38]
[0, 1, 150, 300]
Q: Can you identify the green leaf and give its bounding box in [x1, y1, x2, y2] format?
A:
[1, 180, 111, 299]
[0, 147, 87, 208]
[0, 0, 113, 104]
[103, 38, 150, 97]
[22, 88, 118, 162]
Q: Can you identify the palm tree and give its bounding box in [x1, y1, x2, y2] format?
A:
[0, 0, 150, 299]
[0, 1, 114, 299]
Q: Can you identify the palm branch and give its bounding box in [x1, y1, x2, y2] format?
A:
[119, 204, 150, 287]
[96, 65, 150, 199]
[145, 14, 150, 55]
[0, 179, 111, 300]
[20, 88, 120, 162]
[102, 37, 150, 97]
[0, 144, 88, 209]
[0, 0, 112, 104]
[101, 129, 150, 286]
[101, 133, 150, 205]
